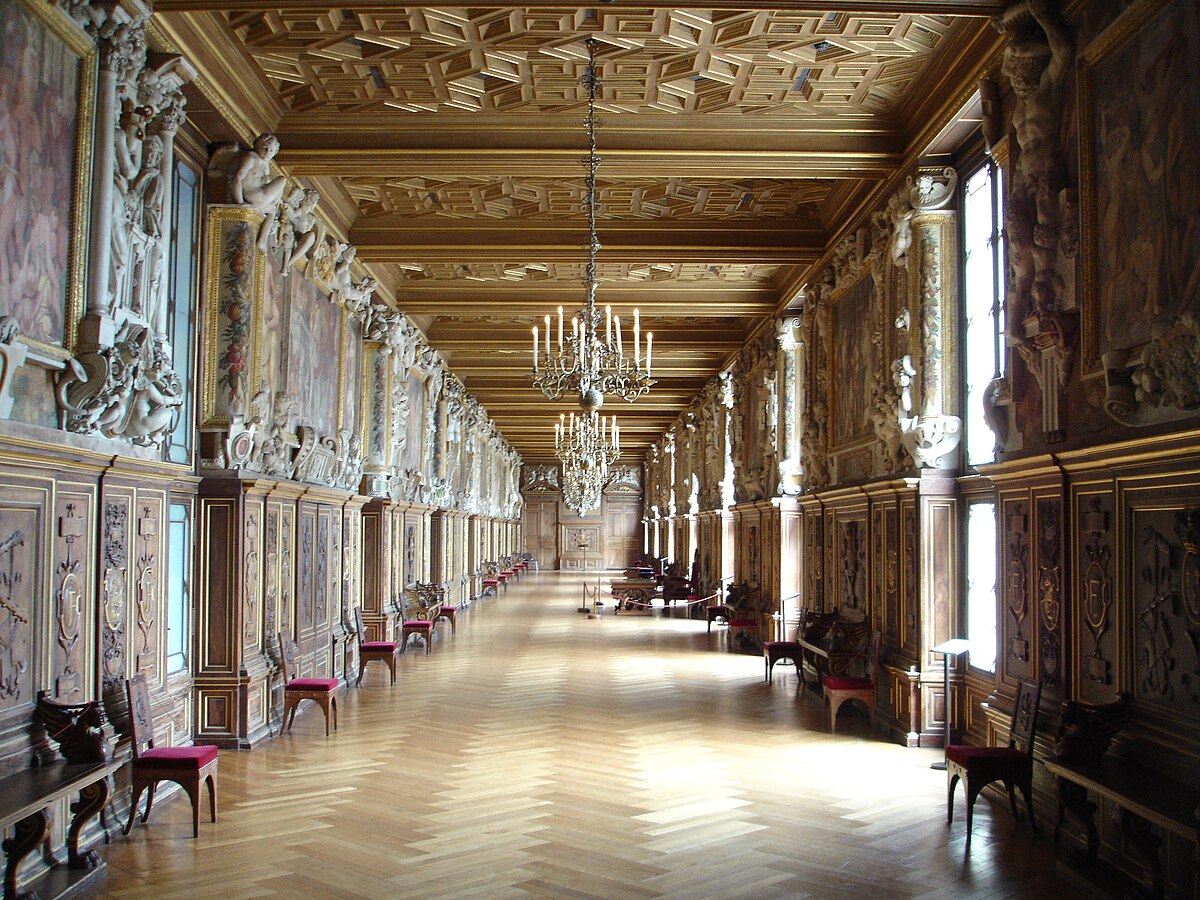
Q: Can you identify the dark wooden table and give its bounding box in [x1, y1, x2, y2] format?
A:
[0, 756, 126, 900]
[609, 579, 658, 614]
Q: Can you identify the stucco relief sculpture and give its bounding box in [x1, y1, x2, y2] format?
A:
[277, 187, 322, 272]
[1103, 314, 1200, 426]
[230, 134, 287, 254]
[996, 0, 1075, 439]
[56, 13, 193, 447]
[0, 317, 29, 420]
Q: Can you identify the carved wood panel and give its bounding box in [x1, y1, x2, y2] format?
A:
[0, 481, 47, 724]
[1128, 489, 1200, 714]
[1034, 494, 1064, 694]
[132, 491, 166, 680]
[1072, 487, 1118, 703]
[901, 497, 918, 651]
[1000, 495, 1034, 679]
[51, 488, 92, 701]
[242, 498, 263, 654]
[100, 487, 134, 700]
[297, 505, 315, 635]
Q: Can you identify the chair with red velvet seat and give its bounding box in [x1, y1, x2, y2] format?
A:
[278, 633, 340, 734]
[401, 590, 436, 655]
[946, 678, 1043, 838]
[353, 608, 399, 686]
[762, 608, 813, 684]
[124, 674, 218, 838]
[823, 630, 882, 732]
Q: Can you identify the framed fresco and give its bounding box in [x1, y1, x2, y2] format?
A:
[0, 0, 95, 358]
[400, 368, 426, 473]
[829, 271, 880, 449]
[338, 312, 364, 439]
[1079, 0, 1200, 373]
[286, 274, 341, 438]
[258, 257, 288, 396]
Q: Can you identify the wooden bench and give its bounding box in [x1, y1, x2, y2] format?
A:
[1043, 695, 1199, 898]
[796, 608, 870, 693]
[1, 696, 127, 900]
[610, 577, 658, 614]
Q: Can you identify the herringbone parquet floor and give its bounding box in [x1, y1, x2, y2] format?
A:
[99, 571, 1077, 899]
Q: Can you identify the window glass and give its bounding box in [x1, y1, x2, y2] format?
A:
[963, 161, 1005, 467]
[966, 500, 998, 673]
[166, 161, 200, 465]
[166, 502, 191, 673]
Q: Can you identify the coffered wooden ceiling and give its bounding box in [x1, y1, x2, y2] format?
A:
[156, 1, 1002, 460]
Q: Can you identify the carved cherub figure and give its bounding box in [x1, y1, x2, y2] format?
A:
[277, 187, 322, 271]
[232, 133, 287, 253]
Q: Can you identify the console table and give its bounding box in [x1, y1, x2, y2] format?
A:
[609, 579, 658, 614]
[1, 756, 127, 900]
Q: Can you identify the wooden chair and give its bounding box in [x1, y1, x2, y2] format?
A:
[762, 607, 812, 683]
[278, 633, 340, 735]
[947, 678, 1043, 837]
[401, 590, 436, 655]
[824, 630, 882, 732]
[353, 608, 399, 686]
[124, 675, 218, 838]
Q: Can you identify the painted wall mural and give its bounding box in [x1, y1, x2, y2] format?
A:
[0, 0, 84, 350]
[831, 274, 879, 448]
[286, 269, 340, 440]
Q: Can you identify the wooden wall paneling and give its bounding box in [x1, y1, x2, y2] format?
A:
[799, 496, 825, 612]
[295, 501, 317, 672]
[1032, 486, 1066, 710]
[916, 471, 959, 747]
[1120, 472, 1200, 760]
[602, 495, 641, 569]
[0, 474, 54, 771]
[900, 494, 919, 653]
[998, 487, 1035, 685]
[361, 499, 386, 638]
[99, 481, 135, 720]
[195, 487, 238, 745]
[522, 495, 558, 569]
[52, 481, 95, 706]
[1069, 480, 1119, 704]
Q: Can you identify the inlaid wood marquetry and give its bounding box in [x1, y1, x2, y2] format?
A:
[101, 572, 1076, 899]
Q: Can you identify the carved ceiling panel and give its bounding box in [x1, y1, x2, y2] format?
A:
[226, 8, 952, 118]
[393, 261, 781, 283]
[343, 175, 829, 220]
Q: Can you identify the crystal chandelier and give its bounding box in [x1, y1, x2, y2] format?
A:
[531, 37, 654, 414]
[556, 410, 620, 515]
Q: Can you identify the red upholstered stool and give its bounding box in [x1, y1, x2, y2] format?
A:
[125, 675, 218, 838]
[438, 605, 458, 634]
[482, 577, 500, 596]
[947, 678, 1042, 837]
[354, 608, 399, 685]
[278, 633, 340, 735]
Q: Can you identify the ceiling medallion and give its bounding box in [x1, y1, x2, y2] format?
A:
[531, 37, 654, 414]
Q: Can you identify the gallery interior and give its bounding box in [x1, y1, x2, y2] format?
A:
[0, 0, 1197, 896]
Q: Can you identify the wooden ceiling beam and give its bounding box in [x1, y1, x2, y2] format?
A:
[278, 147, 899, 181]
[155, 0, 1003, 15]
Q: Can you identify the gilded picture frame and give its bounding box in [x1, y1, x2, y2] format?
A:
[1078, 0, 1200, 374]
[1, 0, 96, 360]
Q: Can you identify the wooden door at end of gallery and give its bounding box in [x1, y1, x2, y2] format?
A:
[523, 496, 559, 569]
[603, 497, 641, 569]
